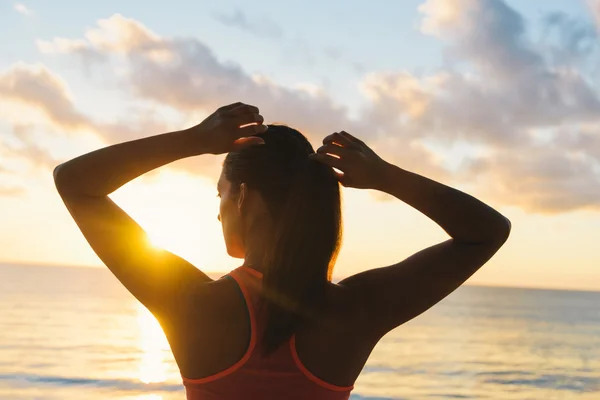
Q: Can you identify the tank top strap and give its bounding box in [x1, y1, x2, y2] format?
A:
[227, 265, 266, 349]
[228, 266, 263, 304]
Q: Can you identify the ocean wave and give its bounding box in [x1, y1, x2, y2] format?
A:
[0, 373, 183, 392]
[482, 373, 600, 392]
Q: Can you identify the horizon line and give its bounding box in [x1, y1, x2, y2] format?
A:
[2, 259, 599, 294]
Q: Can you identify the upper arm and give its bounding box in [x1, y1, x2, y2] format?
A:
[55, 187, 213, 320]
[339, 233, 509, 341]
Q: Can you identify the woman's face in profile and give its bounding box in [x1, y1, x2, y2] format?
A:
[217, 170, 245, 259]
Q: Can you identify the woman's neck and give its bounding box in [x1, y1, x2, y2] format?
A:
[241, 258, 263, 274]
[241, 214, 272, 275]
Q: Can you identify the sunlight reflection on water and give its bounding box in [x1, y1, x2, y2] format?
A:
[136, 304, 169, 384]
[1, 264, 599, 400]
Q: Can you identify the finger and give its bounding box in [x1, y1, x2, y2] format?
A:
[236, 113, 265, 126]
[325, 166, 345, 184]
[316, 143, 357, 160]
[322, 132, 359, 149]
[238, 124, 268, 136]
[308, 152, 348, 171]
[340, 130, 365, 145]
[232, 113, 264, 127]
[232, 136, 266, 151]
[228, 104, 260, 115]
[309, 154, 349, 185]
[333, 169, 346, 184]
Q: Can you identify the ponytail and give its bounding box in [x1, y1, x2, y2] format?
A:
[259, 157, 342, 356]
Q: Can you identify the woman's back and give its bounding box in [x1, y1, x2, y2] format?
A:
[176, 266, 371, 400]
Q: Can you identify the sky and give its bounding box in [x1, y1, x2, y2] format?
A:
[0, 0, 599, 291]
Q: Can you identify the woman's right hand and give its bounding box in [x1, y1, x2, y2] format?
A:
[188, 102, 268, 155]
[310, 131, 390, 189]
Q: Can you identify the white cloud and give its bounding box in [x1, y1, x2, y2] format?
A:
[0, 63, 89, 130]
[19, 3, 600, 213]
[363, 0, 600, 212]
[37, 37, 93, 56]
[462, 143, 600, 213]
[14, 3, 32, 16]
[32, 15, 381, 152]
[0, 61, 242, 188]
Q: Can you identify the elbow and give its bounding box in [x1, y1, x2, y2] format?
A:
[53, 164, 62, 182]
[493, 216, 512, 245]
[53, 163, 66, 189]
[53, 163, 74, 195]
[457, 216, 511, 247]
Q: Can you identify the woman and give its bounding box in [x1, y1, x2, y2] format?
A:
[54, 102, 511, 399]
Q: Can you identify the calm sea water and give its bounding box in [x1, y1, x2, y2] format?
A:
[0, 263, 598, 400]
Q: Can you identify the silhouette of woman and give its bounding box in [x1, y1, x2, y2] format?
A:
[54, 102, 511, 399]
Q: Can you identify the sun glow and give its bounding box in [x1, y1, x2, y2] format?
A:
[146, 231, 169, 250]
[108, 169, 237, 272]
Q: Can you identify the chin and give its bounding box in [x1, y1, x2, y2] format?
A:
[225, 243, 245, 259]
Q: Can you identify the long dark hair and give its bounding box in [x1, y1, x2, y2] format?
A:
[223, 124, 342, 357]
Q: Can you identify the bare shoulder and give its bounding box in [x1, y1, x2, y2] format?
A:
[168, 276, 246, 334]
[164, 275, 251, 378]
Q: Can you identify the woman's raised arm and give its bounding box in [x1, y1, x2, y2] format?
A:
[311, 131, 511, 340]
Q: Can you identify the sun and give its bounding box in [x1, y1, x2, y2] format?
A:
[146, 231, 168, 250]
[109, 168, 231, 270]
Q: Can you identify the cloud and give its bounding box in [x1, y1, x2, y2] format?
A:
[27, 14, 445, 196]
[0, 130, 28, 197]
[37, 38, 106, 66]
[407, 0, 600, 139]
[0, 122, 63, 179]
[0, 62, 175, 190]
[362, 0, 600, 212]
[463, 143, 600, 213]
[14, 3, 32, 16]
[213, 10, 283, 38]
[0, 186, 25, 196]
[0, 64, 102, 197]
[9, 125, 61, 170]
[23, 4, 600, 213]
[33, 15, 376, 149]
[0, 63, 89, 130]
[542, 11, 600, 67]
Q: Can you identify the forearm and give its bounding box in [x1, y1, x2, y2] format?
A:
[375, 162, 510, 244]
[54, 129, 202, 197]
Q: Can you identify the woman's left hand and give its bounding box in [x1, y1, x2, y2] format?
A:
[188, 102, 268, 155]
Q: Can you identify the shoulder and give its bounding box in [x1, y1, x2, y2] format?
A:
[182, 275, 245, 319]
[317, 282, 370, 333]
[156, 274, 244, 339]
[161, 275, 251, 373]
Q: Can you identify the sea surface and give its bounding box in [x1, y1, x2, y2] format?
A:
[0, 263, 599, 400]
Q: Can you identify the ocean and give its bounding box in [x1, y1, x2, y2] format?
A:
[0, 263, 598, 400]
